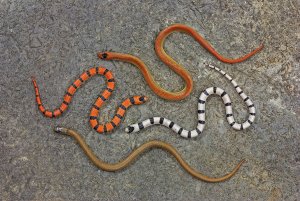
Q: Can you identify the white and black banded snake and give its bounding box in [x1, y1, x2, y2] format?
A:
[125, 63, 256, 138]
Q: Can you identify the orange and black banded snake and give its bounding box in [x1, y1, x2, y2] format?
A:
[54, 126, 245, 182]
[98, 24, 263, 101]
[32, 67, 148, 133]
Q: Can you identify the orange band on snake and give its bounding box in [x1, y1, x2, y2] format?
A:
[32, 67, 148, 133]
[55, 126, 245, 183]
[98, 24, 263, 101]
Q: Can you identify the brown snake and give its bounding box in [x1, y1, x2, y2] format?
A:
[55, 126, 245, 182]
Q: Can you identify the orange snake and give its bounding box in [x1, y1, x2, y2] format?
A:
[98, 24, 263, 101]
[55, 126, 245, 182]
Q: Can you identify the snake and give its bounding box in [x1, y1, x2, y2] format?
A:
[125, 63, 256, 138]
[54, 126, 245, 182]
[32, 67, 148, 133]
[98, 24, 263, 101]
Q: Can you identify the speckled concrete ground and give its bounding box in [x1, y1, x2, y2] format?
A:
[1, 0, 299, 200]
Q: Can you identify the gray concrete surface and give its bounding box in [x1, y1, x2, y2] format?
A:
[1, 0, 299, 200]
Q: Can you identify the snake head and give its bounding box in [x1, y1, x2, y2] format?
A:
[54, 126, 68, 135]
[135, 96, 148, 104]
[97, 52, 109, 60]
[125, 126, 135, 133]
[139, 96, 148, 103]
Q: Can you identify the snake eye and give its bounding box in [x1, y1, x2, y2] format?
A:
[102, 53, 108, 59]
[139, 96, 145, 102]
[139, 96, 148, 102]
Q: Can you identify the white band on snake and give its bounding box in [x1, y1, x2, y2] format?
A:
[125, 63, 256, 138]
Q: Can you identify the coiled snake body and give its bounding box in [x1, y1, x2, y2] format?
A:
[98, 24, 263, 101]
[125, 64, 256, 138]
[32, 67, 147, 133]
[55, 126, 245, 182]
